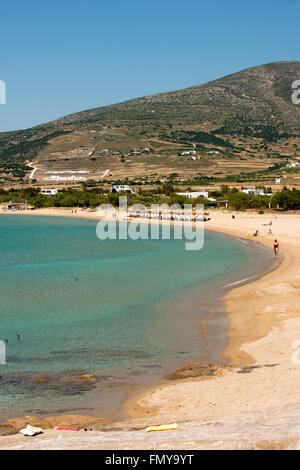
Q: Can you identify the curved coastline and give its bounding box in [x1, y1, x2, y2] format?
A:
[124, 213, 300, 433]
[0, 208, 299, 449]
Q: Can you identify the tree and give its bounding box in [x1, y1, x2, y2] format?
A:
[162, 184, 175, 196]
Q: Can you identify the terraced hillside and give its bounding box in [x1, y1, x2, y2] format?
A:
[0, 61, 299, 185]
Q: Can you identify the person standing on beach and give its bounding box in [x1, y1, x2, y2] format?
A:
[273, 239, 279, 256]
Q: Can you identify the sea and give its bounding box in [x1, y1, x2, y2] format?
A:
[0, 215, 274, 421]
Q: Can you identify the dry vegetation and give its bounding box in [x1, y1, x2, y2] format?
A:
[0, 61, 299, 187]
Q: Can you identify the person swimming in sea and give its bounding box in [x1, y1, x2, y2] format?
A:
[273, 239, 279, 256]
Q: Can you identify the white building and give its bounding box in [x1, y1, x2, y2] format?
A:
[242, 187, 265, 196]
[112, 185, 135, 193]
[286, 162, 299, 168]
[44, 175, 86, 181]
[180, 150, 196, 156]
[43, 171, 90, 174]
[41, 189, 58, 196]
[176, 191, 209, 199]
[275, 178, 282, 185]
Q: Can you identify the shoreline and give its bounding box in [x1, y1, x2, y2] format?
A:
[0, 208, 299, 449]
[124, 212, 300, 429]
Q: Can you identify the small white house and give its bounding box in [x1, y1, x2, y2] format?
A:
[180, 150, 196, 156]
[176, 191, 209, 199]
[242, 187, 265, 196]
[286, 162, 299, 168]
[275, 178, 282, 185]
[41, 189, 58, 196]
[112, 185, 135, 194]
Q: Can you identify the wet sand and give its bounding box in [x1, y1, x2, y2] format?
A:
[0, 208, 299, 449]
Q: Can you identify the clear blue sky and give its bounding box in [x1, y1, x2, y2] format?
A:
[0, 0, 299, 132]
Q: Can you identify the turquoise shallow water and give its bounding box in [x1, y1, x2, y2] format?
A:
[0, 215, 273, 420]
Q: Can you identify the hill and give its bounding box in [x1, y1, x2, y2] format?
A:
[0, 61, 299, 185]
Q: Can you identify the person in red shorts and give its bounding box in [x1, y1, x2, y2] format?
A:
[273, 239, 279, 256]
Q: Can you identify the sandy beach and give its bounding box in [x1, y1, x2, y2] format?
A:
[0, 208, 299, 449]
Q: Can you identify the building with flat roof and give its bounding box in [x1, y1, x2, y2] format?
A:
[8, 201, 27, 210]
[112, 185, 135, 194]
[242, 187, 265, 196]
[41, 189, 58, 196]
[176, 191, 209, 199]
